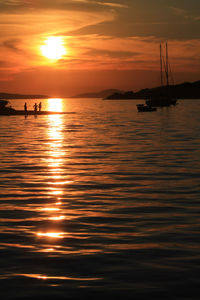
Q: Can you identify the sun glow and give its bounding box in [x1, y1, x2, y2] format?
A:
[41, 37, 66, 60]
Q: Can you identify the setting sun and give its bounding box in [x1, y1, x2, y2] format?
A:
[41, 37, 66, 60]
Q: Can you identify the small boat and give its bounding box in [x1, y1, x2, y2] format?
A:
[0, 100, 16, 115]
[137, 104, 157, 112]
[145, 42, 178, 107]
[145, 95, 177, 107]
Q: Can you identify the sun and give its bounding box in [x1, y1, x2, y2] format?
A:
[41, 37, 66, 60]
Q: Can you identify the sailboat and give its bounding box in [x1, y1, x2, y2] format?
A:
[145, 42, 178, 107]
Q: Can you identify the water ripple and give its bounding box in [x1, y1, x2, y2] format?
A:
[0, 99, 200, 299]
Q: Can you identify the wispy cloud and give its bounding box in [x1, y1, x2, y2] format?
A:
[3, 38, 23, 53]
[169, 5, 200, 21]
[85, 48, 139, 59]
[2, 0, 28, 5]
[50, 35, 200, 73]
[0, 0, 199, 94]
[72, 0, 128, 8]
[169, 6, 187, 17]
[103, 2, 128, 8]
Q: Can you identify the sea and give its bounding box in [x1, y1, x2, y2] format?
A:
[0, 98, 200, 300]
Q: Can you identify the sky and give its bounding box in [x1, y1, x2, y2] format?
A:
[0, 0, 200, 97]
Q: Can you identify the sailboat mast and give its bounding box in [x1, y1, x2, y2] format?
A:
[160, 43, 163, 86]
[166, 42, 169, 86]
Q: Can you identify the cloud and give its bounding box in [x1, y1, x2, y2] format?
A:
[73, 0, 128, 8]
[84, 48, 139, 59]
[3, 0, 127, 12]
[0, 0, 200, 91]
[64, 1, 200, 40]
[169, 6, 187, 17]
[3, 0, 24, 5]
[0, 1, 117, 38]
[169, 5, 200, 22]
[0, 0, 33, 12]
[71, 0, 128, 8]
[0, 60, 8, 66]
[2, 38, 23, 53]
[0, 0, 123, 80]
[103, 2, 127, 8]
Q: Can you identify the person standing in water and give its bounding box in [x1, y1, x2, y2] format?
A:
[24, 102, 28, 115]
[39, 102, 42, 112]
[33, 103, 38, 115]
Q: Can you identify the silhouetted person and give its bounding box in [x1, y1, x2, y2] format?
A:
[33, 103, 38, 115]
[24, 102, 27, 115]
[39, 102, 42, 112]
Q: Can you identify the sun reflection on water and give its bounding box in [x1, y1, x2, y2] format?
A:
[50, 189, 64, 195]
[36, 102, 68, 240]
[40, 207, 60, 212]
[46, 111, 65, 197]
[16, 273, 102, 281]
[47, 98, 63, 112]
[36, 232, 65, 239]
[49, 216, 65, 221]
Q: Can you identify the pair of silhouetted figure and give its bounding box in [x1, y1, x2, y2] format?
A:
[33, 102, 42, 113]
[24, 102, 42, 115]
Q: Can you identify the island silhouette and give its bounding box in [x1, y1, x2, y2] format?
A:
[105, 80, 200, 100]
[0, 93, 49, 100]
[1, 80, 200, 101]
[72, 89, 122, 99]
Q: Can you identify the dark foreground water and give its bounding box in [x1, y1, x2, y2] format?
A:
[0, 98, 200, 299]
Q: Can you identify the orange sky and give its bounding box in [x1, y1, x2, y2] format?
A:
[0, 0, 200, 97]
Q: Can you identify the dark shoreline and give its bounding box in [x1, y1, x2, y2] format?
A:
[0, 93, 49, 100]
[105, 80, 200, 100]
[0, 110, 75, 116]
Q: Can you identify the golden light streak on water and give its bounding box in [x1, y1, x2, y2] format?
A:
[35, 101, 69, 239]
[51, 174, 62, 179]
[48, 180, 72, 185]
[55, 201, 62, 205]
[46, 111, 65, 197]
[1, 99, 200, 298]
[47, 98, 63, 112]
[40, 207, 60, 212]
[40, 248, 55, 252]
[48, 161, 62, 168]
[16, 273, 102, 281]
[49, 216, 65, 221]
[50, 190, 64, 195]
[36, 232, 65, 238]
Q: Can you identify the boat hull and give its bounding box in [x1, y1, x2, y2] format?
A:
[137, 104, 157, 112]
[145, 97, 177, 107]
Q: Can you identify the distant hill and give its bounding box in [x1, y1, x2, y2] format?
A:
[72, 89, 122, 98]
[0, 92, 49, 99]
[106, 81, 200, 100]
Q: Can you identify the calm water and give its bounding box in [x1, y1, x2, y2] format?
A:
[0, 98, 200, 299]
